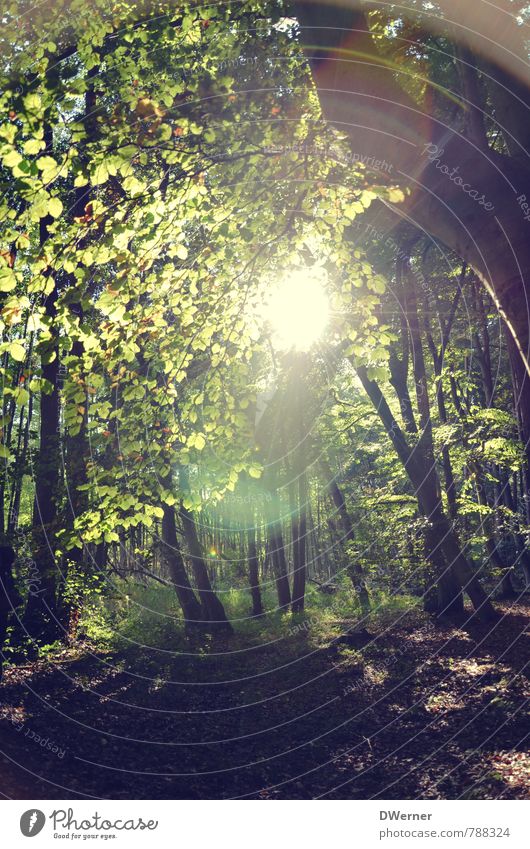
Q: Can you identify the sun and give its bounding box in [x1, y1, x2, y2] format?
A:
[263, 267, 330, 352]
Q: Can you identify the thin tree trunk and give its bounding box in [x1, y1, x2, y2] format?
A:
[291, 471, 307, 613]
[321, 463, 370, 614]
[247, 520, 264, 616]
[23, 143, 61, 641]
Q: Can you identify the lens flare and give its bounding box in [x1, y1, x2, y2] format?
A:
[263, 268, 330, 351]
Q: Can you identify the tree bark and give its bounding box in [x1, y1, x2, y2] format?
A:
[291, 471, 307, 613]
[268, 517, 292, 610]
[355, 363, 496, 621]
[23, 143, 61, 641]
[321, 462, 371, 613]
[292, 0, 530, 456]
[247, 519, 264, 616]
[179, 502, 233, 633]
[160, 500, 203, 629]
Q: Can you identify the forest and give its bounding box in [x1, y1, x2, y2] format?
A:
[0, 0, 529, 801]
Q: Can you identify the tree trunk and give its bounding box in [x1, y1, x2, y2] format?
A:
[242, 476, 263, 616]
[268, 517, 292, 610]
[292, 0, 530, 460]
[160, 501, 203, 629]
[179, 502, 233, 633]
[400, 250, 463, 613]
[356, 364, 496, 621]
[263, 466, 291, 610]
[247, 519, 264, 616]
[322, 463, 371, 614]
[472, 461, 517, 598]
[7, 359, 34, 534]
[23, 169, 61, 642]
[291, 471, 307, 613]
[58, 73, 100, 643]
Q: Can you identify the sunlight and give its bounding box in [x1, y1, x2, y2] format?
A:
[263, 268, 330, 352]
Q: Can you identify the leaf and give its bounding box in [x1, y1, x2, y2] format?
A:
[23, 138, 45, 155]
[123, 175, 144, 197]
[0, 444, 11, 460]
[0, 268, 17, 292]
[9, 341, 25, 361]
[23, 92, 42, 112]
[370, 276, 386, 294]
[2, 149, 23, 169]
[91, 160, 109, 185]
[14, 387, 29, 407]
[387, 187, 406, 204]
[367, 365, 389, 381]
[36, 155, 58, 172]
[48, 196, 63, 218]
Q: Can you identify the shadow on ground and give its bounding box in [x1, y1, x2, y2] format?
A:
[0, 600, 528, 799]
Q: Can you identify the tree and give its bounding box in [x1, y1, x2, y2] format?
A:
[292, 0, 530, 474]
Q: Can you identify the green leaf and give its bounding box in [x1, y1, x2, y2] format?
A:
[2, 149, 22, 168]
[36, 155, 58, 172]
[9, 341, 25, 361]
[23, 92, 42, 112]
[14, 387, 29, 407]
[123, 175, 145, 197]
[48, 196, 63, 218]
[0, 268, 17, 292]
[387, 187, 406, 204]
[92, 160, 109, 185]
[23, 138, 45, 155]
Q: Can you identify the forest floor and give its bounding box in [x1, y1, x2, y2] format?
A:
[0, 598, 528, 800]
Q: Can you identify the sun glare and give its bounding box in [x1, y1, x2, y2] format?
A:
[263, 268, 330, 352]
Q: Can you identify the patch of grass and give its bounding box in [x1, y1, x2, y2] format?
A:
[80, 580, 184, 652]
[75, 578, 422, 661]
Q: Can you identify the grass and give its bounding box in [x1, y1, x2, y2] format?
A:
[77, 577, 421, 658]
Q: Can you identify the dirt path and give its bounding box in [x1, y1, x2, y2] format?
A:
[0, 601, 528, 799]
